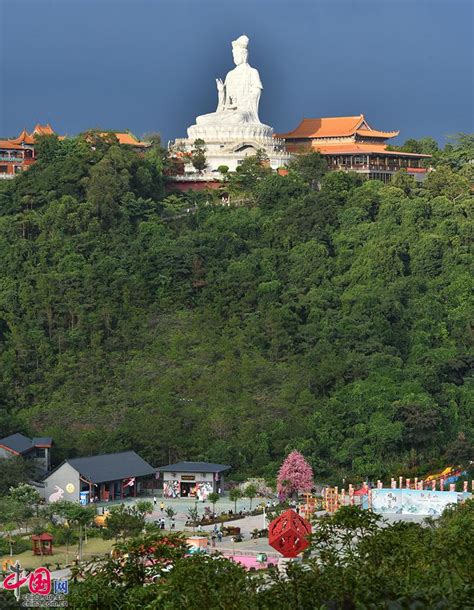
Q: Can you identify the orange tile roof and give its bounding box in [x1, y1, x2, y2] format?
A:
[99, 132, 150, 147]
[314, 143, 431, 157]
[8, 124, 56, 145]
[9, 129, 36, 145]
[277, 115, 364, 138]
[277, 115, 399, 140]
[356, 128, 399, 138]
[33, 123, 54, 136]
[0, 139, 25, 150]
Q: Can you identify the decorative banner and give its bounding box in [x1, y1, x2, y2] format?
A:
[368, 489, 459, 516]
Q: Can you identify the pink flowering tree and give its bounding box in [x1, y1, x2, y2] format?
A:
[277, 450, 314, 501]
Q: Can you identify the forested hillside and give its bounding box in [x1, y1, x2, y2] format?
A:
[0, 133, 472, 482]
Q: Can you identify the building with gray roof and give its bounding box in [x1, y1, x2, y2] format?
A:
[0, 433, 53, 473]
[157, 461, 231, 499]
[42, 450, 156, 504]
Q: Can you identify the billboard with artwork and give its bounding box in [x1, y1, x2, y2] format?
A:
[369, 489, 459, 516]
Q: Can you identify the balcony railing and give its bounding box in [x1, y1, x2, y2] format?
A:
[328, 163, 405, 172]
[0, 156, 24, 163]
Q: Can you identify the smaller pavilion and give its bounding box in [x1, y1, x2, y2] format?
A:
[157, 462, 231, 499]
[32, 532, 53, 556]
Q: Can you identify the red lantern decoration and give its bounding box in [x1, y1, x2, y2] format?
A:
[268, 509, 312, 558]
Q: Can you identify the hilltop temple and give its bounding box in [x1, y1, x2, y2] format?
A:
[170, 35, 291, 178]
[0, 124, 54, 179]
[0, 127, 150, 179]
[276, 114, 430, 182]
[2, 41, 430, 186]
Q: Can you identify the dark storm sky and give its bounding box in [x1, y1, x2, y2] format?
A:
[1, 0, 473, 145]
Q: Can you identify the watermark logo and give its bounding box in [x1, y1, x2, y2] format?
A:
[2, 561, 68, 607]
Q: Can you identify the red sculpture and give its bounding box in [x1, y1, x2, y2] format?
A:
[268, 509, 312, 558]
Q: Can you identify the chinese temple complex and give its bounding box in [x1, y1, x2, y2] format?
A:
[0, 127, 150, 179]
[0, 124, 54, 179]
[276, 115, 430, 182]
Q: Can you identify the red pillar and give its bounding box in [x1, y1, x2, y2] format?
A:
[120, 481, 124, 500]
[111, 482, 115, 501]
[134, 480, 137, 497]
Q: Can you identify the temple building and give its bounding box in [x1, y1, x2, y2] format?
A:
[0, 124, 54, 179]
[0, 127, 151, 180]
[276, 115, 431, 182]
[95, 131, 151, 152]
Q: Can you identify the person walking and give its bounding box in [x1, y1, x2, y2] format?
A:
[160, 501, 164, 512]
[153, 495, 157, 508]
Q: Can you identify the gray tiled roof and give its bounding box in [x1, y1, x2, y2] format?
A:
[0, 433, 34, 454]
[32, 437, 53, 447]
[65, 451, 156, 484]
[157, 461, 231, 473]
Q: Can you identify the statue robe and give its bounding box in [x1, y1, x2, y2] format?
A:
[197, 62, 263, 126]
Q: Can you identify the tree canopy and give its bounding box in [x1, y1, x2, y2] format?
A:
[0, 136, 472, 482]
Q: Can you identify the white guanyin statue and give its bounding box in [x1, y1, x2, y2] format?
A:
[187, 35, 273, 140]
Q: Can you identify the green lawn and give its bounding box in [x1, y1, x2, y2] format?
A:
[0, 537, 114, 571]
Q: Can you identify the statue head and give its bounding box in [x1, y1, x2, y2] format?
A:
[232, 34, 249, 66]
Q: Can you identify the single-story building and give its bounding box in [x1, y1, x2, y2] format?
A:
[0, 433, 52, 474]
[41, 450, 156, 504]
[157, 461, 231, 499]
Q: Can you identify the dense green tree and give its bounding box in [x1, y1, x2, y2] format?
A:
[288, 150, 327, 187]
[0, 137, 471, 483]
[190, 139, 207, 173]
[0, 459, 34, 495]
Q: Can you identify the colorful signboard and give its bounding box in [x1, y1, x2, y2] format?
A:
[79, 491, 89, 505]
[1, 561, 68, 606]
[369, 488, 459, 516]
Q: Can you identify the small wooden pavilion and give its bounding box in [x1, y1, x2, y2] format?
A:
[32, 532, 53, 556]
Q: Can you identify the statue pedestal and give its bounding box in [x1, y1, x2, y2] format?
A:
[188, 122, 274, 142]
[172, 135, 291, 173]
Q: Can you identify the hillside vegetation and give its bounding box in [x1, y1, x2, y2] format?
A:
[0, 133, 472, 481]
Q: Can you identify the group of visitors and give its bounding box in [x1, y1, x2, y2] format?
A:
[154, 516, 176, 530]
